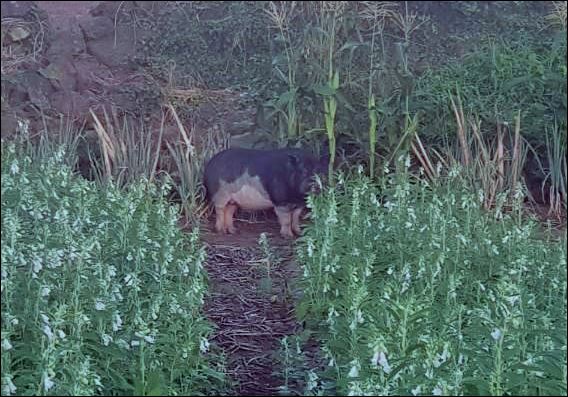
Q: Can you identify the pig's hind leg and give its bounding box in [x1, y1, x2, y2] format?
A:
[224, 203, 238, 234]
[291, 207, 304, 236]
[214, 205, 227, 233]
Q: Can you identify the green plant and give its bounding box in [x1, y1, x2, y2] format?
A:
[358, 2, 395, 179]
[296, 166, 567, 396]
[1, 142, 229, 395]
[265, 1, 300, 142]
[255, 232, 280, 296]
[414, 36, 567, 147]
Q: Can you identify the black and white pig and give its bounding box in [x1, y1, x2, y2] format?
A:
[204, 147, 328, 238]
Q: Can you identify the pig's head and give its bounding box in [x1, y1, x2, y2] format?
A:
[287, 152, 329, 196]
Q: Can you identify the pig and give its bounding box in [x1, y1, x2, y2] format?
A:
[204, 147, 328, 238]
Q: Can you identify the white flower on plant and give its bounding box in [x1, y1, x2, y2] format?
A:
[144, 335, 155, 344]
[306, 370, 319, 391]
[371, 350, 380, 366]
[2, 375, 17, 395]
[42, 325, 54, 341]
[40, 313, 50, 324]
[116, 338, 129, 350]
[432, 385, 443, 396]
[506, 295, 520, 307]
[411, 385, 421, 396]
[2, 338, 13, 351]
[378, 351, 391, 374]
[131, 340, 140, 347]
[348, 381, 363, 396]
[57, 330, 66, 340]
[348, 360, 360, 378]
[199, 337, 210, 353]
[43, 372, 55, 392]
[491, 328, 502, 341]
[101, 334, 113, 346]
[40, 286, 51, 297]
[181, 264, 190, 276]
[10, 161, 19, 175]
[112, 312, 122, 332]
[95, 299, 106, 311]
[32, 257, 43, 275]
[433, 344, 450, 368]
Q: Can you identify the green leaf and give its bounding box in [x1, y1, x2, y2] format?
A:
[332, 70, 340, 90]
[276, 89, 297, 108]
[313, 84, 335, 96]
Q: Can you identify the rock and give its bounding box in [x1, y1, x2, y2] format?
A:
[89, 2, 120, 17]
[1, 1, 35, 18]
[79, 16, 114, 40]
[230, 131, 272, 149]
[0, 109, 19, 139]
[15, 71, 55, 109]
[85, 24, 136, 68]
[8, 26, 31, 41]
[39, 59, 77, 92]
[2, 78, 29, 104]
[47, 20, 86, 57]
[73, 56, 111, 92]
[50, 90, 94, 116]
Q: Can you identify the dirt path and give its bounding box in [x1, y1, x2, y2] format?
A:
[35, 1, 100, 29]
[201, 213, 308, 395]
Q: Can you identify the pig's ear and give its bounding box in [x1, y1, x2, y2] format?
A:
[287, 154, 302, 168]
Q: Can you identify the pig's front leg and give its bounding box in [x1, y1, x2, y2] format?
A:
[274, 206, 294, 238]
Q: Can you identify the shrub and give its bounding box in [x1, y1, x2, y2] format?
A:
[1, 143, 227, 395]
[296, 167, 567, 395]
[414, 35, 567, 147]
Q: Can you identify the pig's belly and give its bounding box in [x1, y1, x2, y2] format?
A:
[230, 185, 274, 210]
[213, 173, 275, 210]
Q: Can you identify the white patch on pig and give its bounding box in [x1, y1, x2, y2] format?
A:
[212, 171, 274, 210]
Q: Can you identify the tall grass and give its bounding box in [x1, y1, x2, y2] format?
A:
[11, 115, 83, 169]
[449, 93, 529, 211]
[296, 167, 567, 396]
[163, 104, 229, 226]
[89, 107, 164, 188]
[543, 123, 567, 218]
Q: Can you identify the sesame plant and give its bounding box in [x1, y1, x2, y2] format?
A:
[1, 142, 228, 395]
[296, 164, 567, 396]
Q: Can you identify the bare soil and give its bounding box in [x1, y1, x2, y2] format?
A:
[200, 213, 318, 395]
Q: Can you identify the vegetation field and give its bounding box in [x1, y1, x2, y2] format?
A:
[1, 1, 566, 396]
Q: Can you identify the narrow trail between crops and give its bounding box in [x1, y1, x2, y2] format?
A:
[200, 212, 318, 396]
